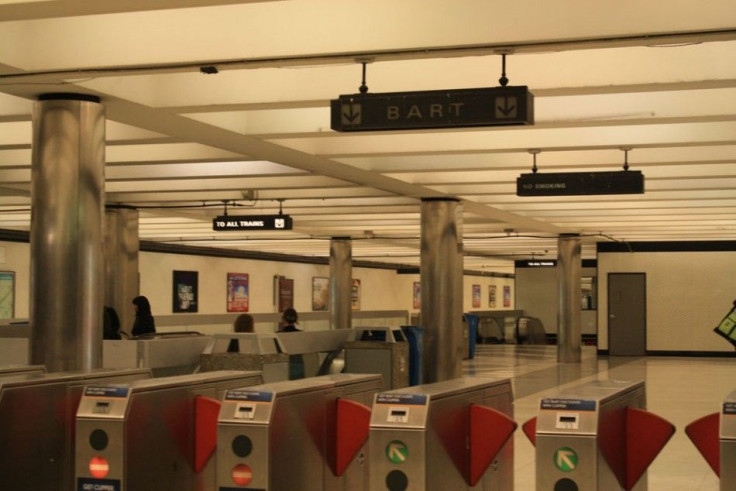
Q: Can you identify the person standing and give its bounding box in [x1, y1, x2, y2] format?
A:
[227, 313, 254, 353]
[278, 308, 304, 379]
[131, 295, 156, 337]
[279, 308, 301, 332]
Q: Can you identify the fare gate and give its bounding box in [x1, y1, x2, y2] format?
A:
[523, 380, 675, 491]
[0, 368, 151, 491]
[368, 377, 517, 490]
[217, 373, 382, 490]
[685, 389, 736, 490]
[75, 370, 263, 491]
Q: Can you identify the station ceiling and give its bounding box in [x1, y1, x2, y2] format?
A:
[1, 0, 735, 275]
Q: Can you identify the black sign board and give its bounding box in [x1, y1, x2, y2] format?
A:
[517, 171, 644, 197]
[331, 86, 533, 132]
[213, 215, 293, 231]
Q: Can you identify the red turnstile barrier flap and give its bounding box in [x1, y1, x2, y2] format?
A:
[623, 407, 676, 490]
[194, 396, 222, 473]
[335, 398, 372, 477]
[522, 417, 537, 447]
[468, 404, 518, 487]
[685, 412, 720, 477]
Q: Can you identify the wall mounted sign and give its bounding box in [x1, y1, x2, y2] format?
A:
[331, 86, 534, 131]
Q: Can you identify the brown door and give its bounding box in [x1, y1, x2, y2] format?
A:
[608, 273, 646, 356]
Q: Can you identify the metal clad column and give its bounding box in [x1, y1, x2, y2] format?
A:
[420, 198, 463, 382]
[30, 93, 105, 371]
[104, 206, 139, 336]
[557, 234, 582, 363]
[329, 237, 352, 329]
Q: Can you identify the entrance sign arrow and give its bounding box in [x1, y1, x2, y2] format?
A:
[554, 447, 578, 472]
[386, 440, 409, 464]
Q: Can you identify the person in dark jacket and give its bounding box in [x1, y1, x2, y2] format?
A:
[278, 308, 301, 332]
[131, 295, 156, 336]
[103, 306, 122, 340]
[278, 308, 304, 379]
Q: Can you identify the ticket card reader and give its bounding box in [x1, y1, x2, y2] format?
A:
[217, 373, 382, 490]
[0, 368, 151, 491]
[685, 389, 736, 490]
[75, 370, 262, 491]
[369, 377, 516, 490]
[526, 380, 675, 490]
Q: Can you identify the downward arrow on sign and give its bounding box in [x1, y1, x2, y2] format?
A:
[342, 103, 361, 124]
[496, 97, 517, 117]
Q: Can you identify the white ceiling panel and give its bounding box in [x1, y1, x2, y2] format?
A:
[1, 0, 735, 274]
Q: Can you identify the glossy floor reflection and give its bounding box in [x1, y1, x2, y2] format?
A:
[462, 345, 735, 490]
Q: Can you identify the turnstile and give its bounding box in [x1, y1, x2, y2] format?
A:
[0, 363, 45, 376]
[685, 389, 736, 490]
[719, 390, 736, 490]
[526, 380, 675, 490]
[369, 377, 517, 490]
[217, 373, 382, 490]
[75, 370, 263, 491]
[200, 333, 290, 382]
[0, 367, 151, 491]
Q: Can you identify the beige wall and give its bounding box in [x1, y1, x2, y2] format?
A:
[1, 241, 514, 320]
[597, 250, 735, 352]
[515, 266, 597, 335]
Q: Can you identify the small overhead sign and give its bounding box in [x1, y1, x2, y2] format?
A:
[331, 86, 534, 132]
[213, 215, 293, 231]
[517, 171, 644, 197]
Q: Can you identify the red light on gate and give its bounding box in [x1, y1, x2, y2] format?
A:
[89, 456, 109, 478]
[232, 463, 253, 486]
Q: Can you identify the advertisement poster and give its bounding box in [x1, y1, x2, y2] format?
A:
[278, 277, 294, 312]
[503, 285, 511, 307]
[351, 279, 361, 311]
[173, 270, 198, 313]
[312, 277, 329, 311]
[489, 285, 497, 308]
[226, 273, 249, 312]
[472, 284, 481, 308]
[0, 271, 14, 319]
[413, 282, 421, 310]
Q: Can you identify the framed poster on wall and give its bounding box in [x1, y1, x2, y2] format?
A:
[412, 281, 421, 310]
[312, 277, 329, 311]
[503, 285, 511, 307]
[351, 279, 361, 311]
[227, 273, 249, 312]
[472, 284, 481, 308]
[0, 271, 14, 319]
[489, 285, 497, 308]
[278, 277, 294, 312]
[173, 270, 198, 313]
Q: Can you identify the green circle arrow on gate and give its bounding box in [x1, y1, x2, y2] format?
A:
[553, 447, 578, 472]
[385, 440, 409, 464]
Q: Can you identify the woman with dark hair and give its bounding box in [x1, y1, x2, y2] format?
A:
[132, 295, 156, 336]
[227, 313, 254, 353]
